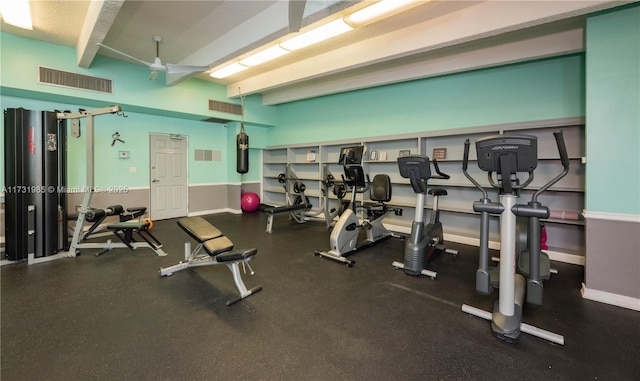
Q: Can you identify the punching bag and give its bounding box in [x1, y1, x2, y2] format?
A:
[236, 123, 249, 174]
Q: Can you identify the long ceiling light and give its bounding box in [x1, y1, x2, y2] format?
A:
[0, 0, 33, 30]
[279, 18, 353, 51]
[240, 45, 290, 67]
[210, 62, 248, 79]
[345, 0, 418, 27]
[210, 0, 423, 79]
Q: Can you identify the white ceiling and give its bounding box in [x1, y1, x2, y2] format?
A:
[1, 0, 632, 105]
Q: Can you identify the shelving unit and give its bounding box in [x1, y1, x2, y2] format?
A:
[262, 118, 586, 264]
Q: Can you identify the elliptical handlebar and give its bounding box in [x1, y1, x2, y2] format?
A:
[462, 139, 488, 200]
[554, 131, 570, 169]
[532, 131, 570, 202]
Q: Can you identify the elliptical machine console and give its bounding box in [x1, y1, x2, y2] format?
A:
[461, 131, 570, 345]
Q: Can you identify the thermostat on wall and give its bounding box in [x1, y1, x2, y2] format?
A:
[119, 151, 130, 159]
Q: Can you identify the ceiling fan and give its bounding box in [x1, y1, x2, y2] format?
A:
[97, 35, 210, 80]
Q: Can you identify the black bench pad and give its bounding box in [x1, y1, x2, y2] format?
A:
[265, 203, 312, 215]
[177, 217, 223, 242]
[216, 248, 258, 262]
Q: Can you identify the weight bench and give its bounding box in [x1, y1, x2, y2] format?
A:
[77, 205, 167, 257]
[159, 216, 262, 306]
[98, 221, 164, 256]
[264, 203, 312, 233]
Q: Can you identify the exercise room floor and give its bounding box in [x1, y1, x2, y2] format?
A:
[2, 212, 639, 380]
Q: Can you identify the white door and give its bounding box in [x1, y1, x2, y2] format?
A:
[150, 133, 188, 220]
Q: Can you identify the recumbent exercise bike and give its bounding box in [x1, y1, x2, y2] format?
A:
[315, 146, 402, 267]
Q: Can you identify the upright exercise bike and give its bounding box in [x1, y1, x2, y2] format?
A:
[460, 131, 570, 345]
[392, 155, 458, 279]
[315, 146, 402, 267]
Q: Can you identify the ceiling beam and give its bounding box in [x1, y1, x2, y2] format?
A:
[227, 0, 623, 102]
[77, 0, 125, 68]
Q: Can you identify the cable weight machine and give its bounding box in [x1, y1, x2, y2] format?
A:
[3, 105, 129, 264]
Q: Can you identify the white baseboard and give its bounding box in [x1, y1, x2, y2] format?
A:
[583, 211, 640, 223]
[384, 224, 584, 266]
[188, 208, 242, 216]
[544, 249, 585, 266]
[581, 283, 640, 311]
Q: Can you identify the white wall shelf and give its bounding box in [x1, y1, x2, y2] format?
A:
[262, 118, 585, 261]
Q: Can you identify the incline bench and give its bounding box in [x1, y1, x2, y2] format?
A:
[76, 205, 167, 257]
[264, 203, 312, 233]
[159, 216, 262, 306]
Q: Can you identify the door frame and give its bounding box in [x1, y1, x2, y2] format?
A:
[149, 133, 189, 220]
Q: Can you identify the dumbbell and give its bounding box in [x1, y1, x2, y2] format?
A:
[333, 184, 347, 199]
[293, 182, 306, 194]
[324, 173, 335, 188]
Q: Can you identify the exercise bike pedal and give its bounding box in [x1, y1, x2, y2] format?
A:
[445, 248, 459, 258]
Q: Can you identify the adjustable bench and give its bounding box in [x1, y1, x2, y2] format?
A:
[264, 203, 312, 233]
[77, 205, 167, 257]
[159, 216, 262, 306]
[99, 221, 164, 256]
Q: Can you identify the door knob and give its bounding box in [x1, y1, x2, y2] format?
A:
[152, 179, 159, 183]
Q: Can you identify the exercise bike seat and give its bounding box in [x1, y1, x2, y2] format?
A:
[428, 188, 447, 197]
[370, 174, 391, 202]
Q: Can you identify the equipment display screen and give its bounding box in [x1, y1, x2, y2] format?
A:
[338, 146, 364, 165]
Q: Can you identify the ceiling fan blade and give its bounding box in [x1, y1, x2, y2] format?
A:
[97, 43, 153, 67]
[288, 0, 306, 33]
[166, 64, 210, 74]
[149, 70, 160, 80]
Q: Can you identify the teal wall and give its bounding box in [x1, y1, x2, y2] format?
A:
[1, 95, 229, 188]
[0, 32, 272, 190]
[0, 32, 277, 125]
[586, 4, 640, 215]
[3, 4, 639, 216]
[272, 56, 585, 145]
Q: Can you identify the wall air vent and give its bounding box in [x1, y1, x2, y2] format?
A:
[208, 99, 242, 115]
[37, 66, 113, 94]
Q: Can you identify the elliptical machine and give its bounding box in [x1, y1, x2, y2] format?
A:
[460, 131, 570, 345]
[315, 146, 402, 267]
[392, 155, 458, 278]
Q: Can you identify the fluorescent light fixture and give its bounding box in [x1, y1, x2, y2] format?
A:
[280, 18, 353, 51]
[209, 62, 248, 79]
[240, 45, 290, 67]
[346, 0, 417, 26]
[0, 0, 33, 30]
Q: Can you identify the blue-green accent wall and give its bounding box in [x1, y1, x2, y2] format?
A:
[0, 32, 277, 125]
[586, 4, 640, 215]
[272, 56, 585, 145]
[4, 4, 639, 216]
[0, 95, 230, 188]
[1, 32, 273, 190]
